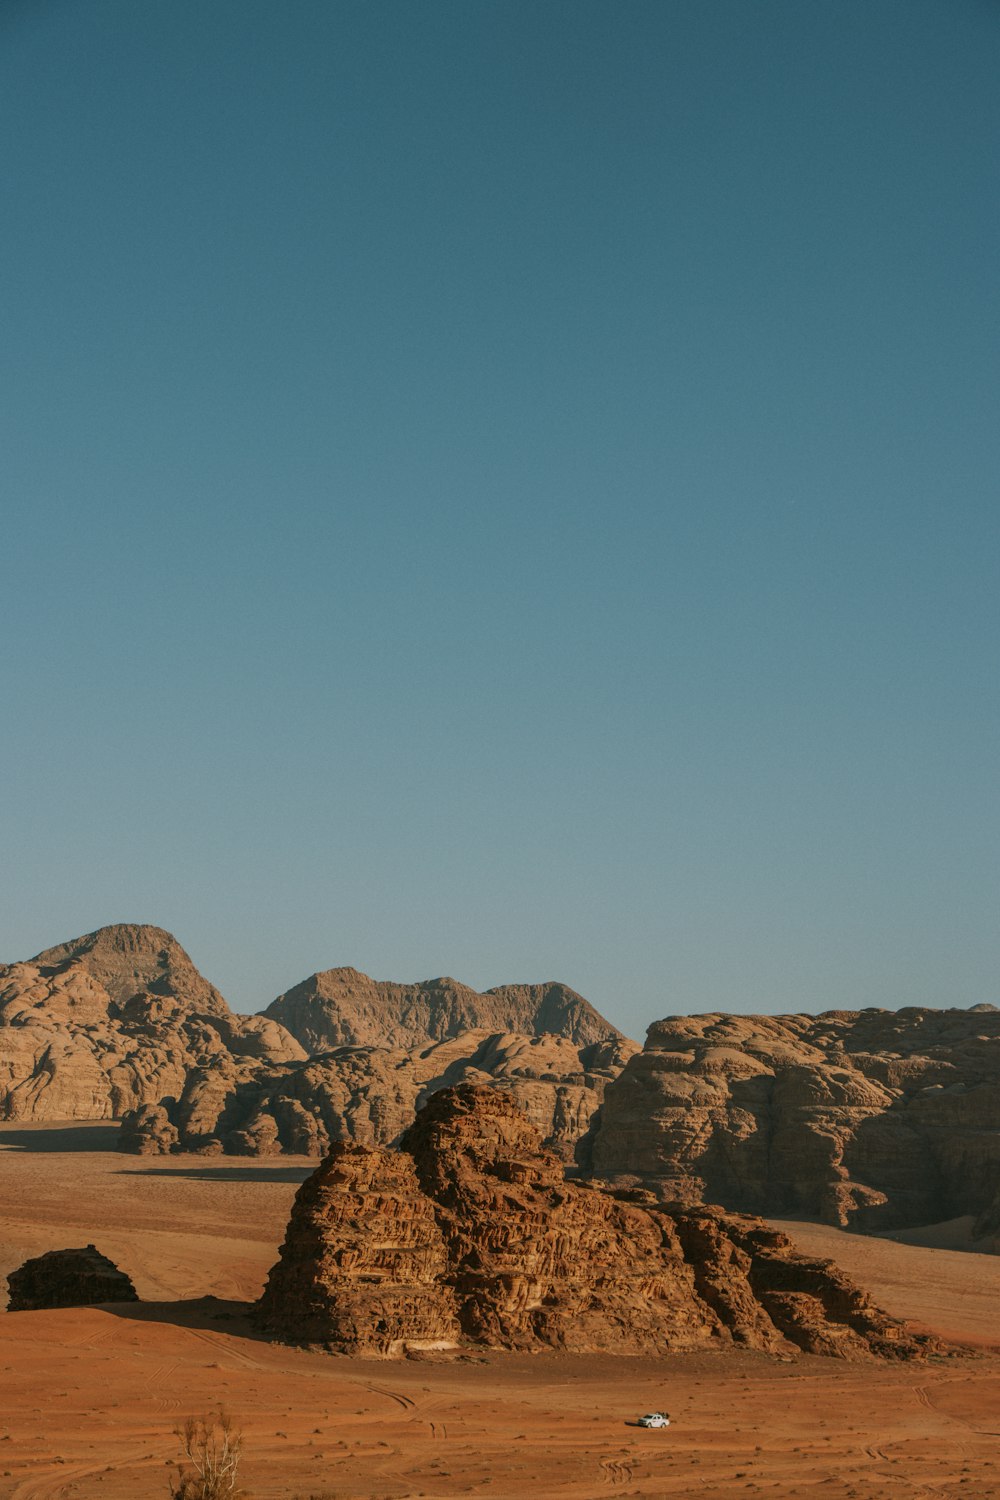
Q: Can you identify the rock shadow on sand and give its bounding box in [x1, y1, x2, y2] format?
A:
[104, 1294, 272, 1342]
[0, 1123, 121, 1152]
[121, 1164, 313, 1183]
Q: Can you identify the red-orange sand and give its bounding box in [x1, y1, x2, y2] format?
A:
[2, 1122, 999, 1500]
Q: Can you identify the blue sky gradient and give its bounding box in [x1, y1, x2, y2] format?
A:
[2, 1, 998, 1036]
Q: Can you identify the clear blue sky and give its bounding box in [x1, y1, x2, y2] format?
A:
[2, 1, 998, 1037]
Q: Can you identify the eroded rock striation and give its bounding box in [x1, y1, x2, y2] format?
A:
[122, 1028, 634, 1161]
[590, 1007, 1000, 1234]
[257, 1085, 924, 1360]
[7, 1244, 138, 1310]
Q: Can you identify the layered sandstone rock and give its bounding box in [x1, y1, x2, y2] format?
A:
[1, 927, 633, 1167]
[256, 1145, 461, 1352]
[7, 1244, 138, 1310]
[121, 1028, 634, 1160]
[590, 1007, 1000, 1233]
[257, 1085, 924, 1360]
[0, 925, 304, 1121]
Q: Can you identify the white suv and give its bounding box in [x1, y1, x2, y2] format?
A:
[637, 1413, 670, 1429]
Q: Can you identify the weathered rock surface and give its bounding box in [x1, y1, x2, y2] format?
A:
[0, 925, 634, 1162]
[263, 969, 624, 1052]
[7, 1244, 138, 1310]
[122, 1028, 635, 1161]
[0, 925, 304, 1121]
[590, 1007, 1000, 1234]
[257, 1085, 925, 1360]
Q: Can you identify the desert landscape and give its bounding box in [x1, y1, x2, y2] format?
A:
[3, 1118, 1000, 1499]
[7, 5, 996, 1495]
[3, 927, 1000, 1499]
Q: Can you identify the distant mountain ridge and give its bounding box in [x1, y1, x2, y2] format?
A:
[0, 924, 632, 1159]
[31, 923, 232, 1018]
[263, 966, 624, 1053]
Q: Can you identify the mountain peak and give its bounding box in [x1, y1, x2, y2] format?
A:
[30, 922, 228, 1015]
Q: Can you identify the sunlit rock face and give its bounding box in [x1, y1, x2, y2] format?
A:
[0, 924, 304, 1122]
[115, 1026, 635, 1161]
[0, 928, 634, 1166]
[257, 1085, 927, 1361]
[590, 1007, 1000, 1235]
[262, 969, 626, 1052]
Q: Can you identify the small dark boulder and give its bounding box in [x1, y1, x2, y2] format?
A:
[7, 1244, 139, 1311]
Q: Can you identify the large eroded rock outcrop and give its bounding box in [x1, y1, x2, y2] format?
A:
[590, 1006, 1000, 1234]
[119, 1028, 634, 1162]
[257, 1085, 925, 1360]
[0, 925, 634, 1163]
[0, 925, 304, 1121]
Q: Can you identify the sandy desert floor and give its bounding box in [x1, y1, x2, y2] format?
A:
[2, 1123, 1000, 1500]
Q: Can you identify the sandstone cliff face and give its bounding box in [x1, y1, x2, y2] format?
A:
[590, 1007, 1000, 1233]
[0, 925, 304, 1121]
[122, 1028, 635, 1161]
[257, 1085, 925, 1361]
[255, 1145, 461, 1352]
[263, 969, 624, 1052]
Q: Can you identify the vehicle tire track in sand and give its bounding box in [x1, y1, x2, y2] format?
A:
[66, 1323, 116, 1352]
[364, 1383, 416, 1412]
[183, 1326, 262, 1370]
[147, 1360, 180, 1412]
[600, 1457, 634, 1485]
[12, 1446, 169, 1500]
[913, 1382, 1000, 1439]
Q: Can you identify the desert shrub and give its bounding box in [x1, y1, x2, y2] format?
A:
[171, 1411, 247, 1500]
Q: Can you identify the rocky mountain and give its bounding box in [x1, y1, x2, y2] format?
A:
[263, 968, 623, 1052]
[0, 925, 633, 1161]
[0, 924, 304, 1120]
[589, 1006, 1000, 1236]
[256, 1084, 927, 1360]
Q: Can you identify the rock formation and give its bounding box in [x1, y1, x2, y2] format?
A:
[0, 924, 304, 1121]
[257, 1085, 926, 1360]
[120, 1028, 634, 1160]
[263, 968, 623, 1052]
[0, 925, 634, 1164]
[7, 1244, 138, 1310]
[589, 1006, 1000, 1234]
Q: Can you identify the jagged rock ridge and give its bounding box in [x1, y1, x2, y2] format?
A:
[590, 1006, 1000, 1236]
[263, 968, 624, 1052]
[257, 1085, 926, 1361]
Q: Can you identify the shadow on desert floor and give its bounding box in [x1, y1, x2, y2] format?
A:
[0, 1123, 121, 1152]
[121, 1164, 313, 1183]
[104, 1294, 271, 1340]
